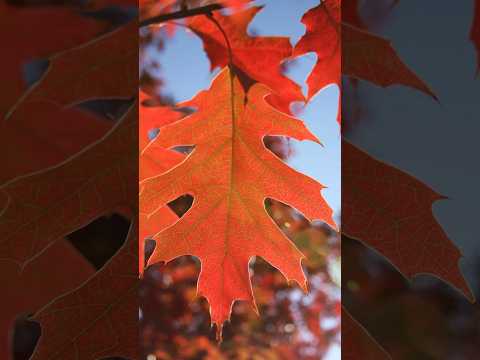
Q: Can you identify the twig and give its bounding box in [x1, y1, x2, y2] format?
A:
[140, 3, 224, 27]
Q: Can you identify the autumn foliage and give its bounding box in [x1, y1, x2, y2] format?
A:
[139, 0, 479, 357]
[1, 0, 479, 359]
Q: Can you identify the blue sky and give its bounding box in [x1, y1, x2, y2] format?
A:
[153, 0, 340, 222]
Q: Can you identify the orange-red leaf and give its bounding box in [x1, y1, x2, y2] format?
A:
[220, 0, 252, 10]
[139, 91, 184, 181]
[139, 93, 184, 274]
[139, 207, 177, 276]
[139, 91, 181, 151]
[187, 7, 304, 113]
[294, 0, 435, 104]
[140, 68, 335, 336]
[293, 0, 341, 100]
[342, 140, 473, 300]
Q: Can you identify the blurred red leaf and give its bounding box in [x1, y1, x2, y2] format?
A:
[343, 22, 436, 99]
[15, 21, 137, 108]
[342, 307, 391, 359]
[31, 223, 138, 360]
[1, 240, 94, 360]
[0, 103, 111, 186]
[0, 2, 108, 118]
[0, 104, 137, 268]
[342, 140, 473, 300]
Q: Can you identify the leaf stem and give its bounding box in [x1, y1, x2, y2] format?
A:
[206, 13, 233, 66]
[140, 4, 224, 27]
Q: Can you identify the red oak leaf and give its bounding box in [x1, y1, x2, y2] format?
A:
[139, 93, 184, 181]
[342, 140, 473, 300]
[1, 240, 94, 360]
[0, 2, 107, 118]
[220, 0, 251, 10]
[1, 19, 137, 187]
[139, 93, 184, 274]
[0, 104, 137, 268]
[0, 102, 111, 186]
[1, 6, 138, 360]
[187, 6, 304, 113]
[139, 67, 335, 337]
[30, 223, 138, 360]
[293, 0, 341, 100]
[342, 22, 437, 99]
[14, 21, 138, 109]
[294, 0, 435, 106]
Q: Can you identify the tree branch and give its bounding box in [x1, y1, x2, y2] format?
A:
[140, 3, 224, 28]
